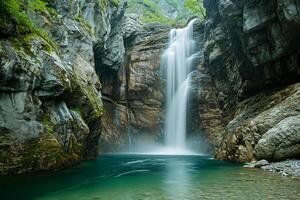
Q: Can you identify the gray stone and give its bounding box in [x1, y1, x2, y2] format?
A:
[255, 116, 300, 161]
[254, 160, 269, 168]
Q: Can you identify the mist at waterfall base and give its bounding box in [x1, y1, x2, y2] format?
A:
[122, 19, 204, 155]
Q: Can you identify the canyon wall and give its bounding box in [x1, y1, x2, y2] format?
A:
[199, 0, 300, 162]
[99, 14, 170, 151]
[1, 0, 299, 176]
[0, 0, 125, 174]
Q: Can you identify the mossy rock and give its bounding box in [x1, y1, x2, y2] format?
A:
[0, 0, 34, 35]
[73, 15, 94, 36]
[0, 134, 81, 175]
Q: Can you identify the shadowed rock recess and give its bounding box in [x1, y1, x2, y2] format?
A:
[0, 0, 300, 176]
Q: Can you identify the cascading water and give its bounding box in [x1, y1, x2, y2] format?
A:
[163, 19, 197, 153]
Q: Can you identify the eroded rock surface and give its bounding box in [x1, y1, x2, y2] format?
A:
[99, 16, 170, 151]
[199, 0, 300, 162]
[0, 0, 125, 174]
[255, 116, 300, 161]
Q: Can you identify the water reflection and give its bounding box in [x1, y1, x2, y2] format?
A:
[164, 158, 190, 200]
[1, 155, 300, 200]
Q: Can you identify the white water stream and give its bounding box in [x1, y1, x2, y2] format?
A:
[163, 19, 197, 153]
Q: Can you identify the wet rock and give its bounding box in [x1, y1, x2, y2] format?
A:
[255, 160, 270, 168]
[189, 69, 224, 151]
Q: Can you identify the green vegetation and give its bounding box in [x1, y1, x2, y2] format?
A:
[42, 113, 55, 134]
[73, 15, 94, 35]
[141, 0, 174, 24]
[0, 0, 34, 34]
[98, 0, 119, 12]
[28, 0, 57, 17]
[0, 0, 57, 51]
[128, 0, 174, 24]
[184, 0, 205, 19]
[110, 0, 120, 7]
[127, 0, 206, 25]
[21, 134, 80, 172]
[72, 107, 83, 117]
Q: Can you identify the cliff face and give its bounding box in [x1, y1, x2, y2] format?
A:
[200, 0, 300, 162]
[100, 14, 170, 151]
[1, 0, 299, 176]
[0, 0, 125, 174]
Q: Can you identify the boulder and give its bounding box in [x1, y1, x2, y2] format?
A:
[255, 116, 300, 161]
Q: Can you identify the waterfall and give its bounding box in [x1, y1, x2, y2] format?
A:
[163, 19, 197, 152]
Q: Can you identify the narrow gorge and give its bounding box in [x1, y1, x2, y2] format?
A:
[0, 0, 300, 199]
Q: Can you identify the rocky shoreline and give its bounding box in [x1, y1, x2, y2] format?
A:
[245, 160, 300, 178]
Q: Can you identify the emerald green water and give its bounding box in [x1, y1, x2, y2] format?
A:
[1, 155, 300, 200]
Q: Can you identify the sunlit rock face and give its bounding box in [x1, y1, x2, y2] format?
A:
[0, 0, 126, 174]
[202, 0, 300, 162]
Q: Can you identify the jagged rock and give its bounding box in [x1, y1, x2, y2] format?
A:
[203, 0, 300, 113]
[199, 0, 300, 163]
[123, 14, 143, 41]
[215, 83, 300, 162]
[0, 0, 123, 174]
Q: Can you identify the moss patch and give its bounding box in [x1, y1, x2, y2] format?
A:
[1, 133, 81, 175]
[21, 134, 80, 173]
[0, 0, 34, 35]
[1, 0, 57, 52]
[28, 0, 57, 17]
[41, 113, 55, 134]
[73, 15, 94, 36]
[72, 107, 83, 117]
[110, 0, 120, 7]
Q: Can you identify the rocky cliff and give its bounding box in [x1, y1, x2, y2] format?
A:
[100, 14, 170, 151]
[1, 0, 299, 176]
[199, 0, 300, 162]
[0, 0, 125, 175]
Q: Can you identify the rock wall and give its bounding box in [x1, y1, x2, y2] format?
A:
[2, 0, 299, 175]
[99, 15, 170, 151]
[0, 0, 125, 175]
[199, 0, 300, 162]
[99, 16, 209, 152]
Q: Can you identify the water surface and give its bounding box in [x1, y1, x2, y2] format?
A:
[1, 155, 300, 200]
